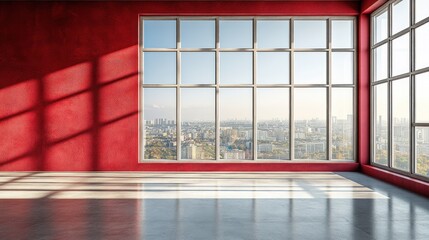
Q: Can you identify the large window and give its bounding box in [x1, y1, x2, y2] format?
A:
[141, 17, 355, 161]
[371, 0, 429, 180]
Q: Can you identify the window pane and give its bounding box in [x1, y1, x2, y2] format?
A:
[416, 0, 429, 23]
[294, 88, 327, 160]
[416, 127, 429, 177]
[144, 52, 176, 84]
[332, 20, 353, 48]
[332, 52, 354, 84]
[332, 88, 353, 160]
[143, 88, 176, 160]
[257, 52, 290, 84]
[294, 52, 327, 84]
[392, 78, 410, 171]
[294, 20, 327, 48]
[374, 10, 388, 44]
[181, 88, 215, 160]
[257, 89, 289, 159]
[144, 20, 176, 48]
[374, 83, 388, 165]
[416, 22, 429, 70]
[257, 20, 290, 48]
[220, 20, 253, 48]
[181, 52, 215, 84]
[392, 33, 410, 76]
[181, 20, 215, 48]
[416, 72, 429, 123]
[374, 44, 388, 81]
[220, 52, 253, 84]
[220, 88, 253, 160]
[392, 0, 410, 35]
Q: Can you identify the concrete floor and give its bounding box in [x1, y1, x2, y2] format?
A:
[0, 172, 428, 240]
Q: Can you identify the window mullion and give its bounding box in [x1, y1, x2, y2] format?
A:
[387, 3, 393, 168]
[410, 0, 416, 174]
[290, 18, 295, 161]
[176, 18, 181, 161]
[253, 18, 258, 161]
[215, 17, 220, 161]
[328, 19, 332, 161]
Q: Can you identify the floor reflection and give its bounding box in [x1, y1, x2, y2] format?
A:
[0, 172, 428, 240]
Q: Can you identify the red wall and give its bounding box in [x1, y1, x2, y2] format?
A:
[358, 13, 370, 166]
[0, 1, 140, 171]
[0, 1, 361, 171]
[361, 0, 389, 14]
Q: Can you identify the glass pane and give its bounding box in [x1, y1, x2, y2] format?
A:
[332, 52, 354, 84]
[392, 33, 410, 76]
[181, 88, 215, 160]
[374, 44, 388, 81]
[143, 88, 176, 160]
[416, 72, 429, 123]
[294, 88, 327, 160]
[416, 0, 429, 23]
[416, 22, 429, 70]
[257, 20, 290, 48]
[257, 89, 290, 159]
[392, 78, 410, 171]
[332, 88, 353, 160]
[220, 20, 253, 48]
[144, 52, 176, 84]
[181, 20, 215, 48]
[332, 20, 354, 48]
[416, 127, 429, 177]
[220, 88, 253, 160]
[144, 20, 176, 48]
[294, 52, 327, 84]
[257, 52, 290, 84]
[374, 83, 388, 165]
[294, 20, 327, 48]
[220, 52, 253, 84]
[392, 0, 410, 35]
[181, 52, 215, 84]
[374, 10, 388, 44]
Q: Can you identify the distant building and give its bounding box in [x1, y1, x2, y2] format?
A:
[258, 144, 273, 152]
[182, 145, 197, 159]
[224, 149, 246, 159]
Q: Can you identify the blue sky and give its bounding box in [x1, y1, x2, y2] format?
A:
[143, 19, 355, 121]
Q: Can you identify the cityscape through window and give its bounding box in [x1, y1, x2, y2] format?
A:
[371, 0, 429, 179]
[141, 17, 355, 161]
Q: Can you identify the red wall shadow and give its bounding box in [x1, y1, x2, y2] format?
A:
[0, 1, 139, 171]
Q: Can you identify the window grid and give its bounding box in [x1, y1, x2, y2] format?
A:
[141, 16, 356, 162]
[371, 0, 429, 181]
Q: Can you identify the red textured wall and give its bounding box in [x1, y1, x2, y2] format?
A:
[0, 1, 140, 171]
[358, 13, 371, 166]
[0, 1, 361, 171]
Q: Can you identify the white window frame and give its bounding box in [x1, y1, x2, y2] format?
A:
[371, 0, 429, 181]
[140, 16, 357, 162]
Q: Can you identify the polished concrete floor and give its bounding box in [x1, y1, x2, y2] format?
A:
[0, 172, 428, 240]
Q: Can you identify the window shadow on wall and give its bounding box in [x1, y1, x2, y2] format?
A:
[0, 45, 139, 171]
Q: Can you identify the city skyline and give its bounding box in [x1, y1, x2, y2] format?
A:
[144, 116, 353, 160]
[143, 90, 354, 121]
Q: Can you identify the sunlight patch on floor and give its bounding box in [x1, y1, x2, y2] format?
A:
[0, 172, 388, 199]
